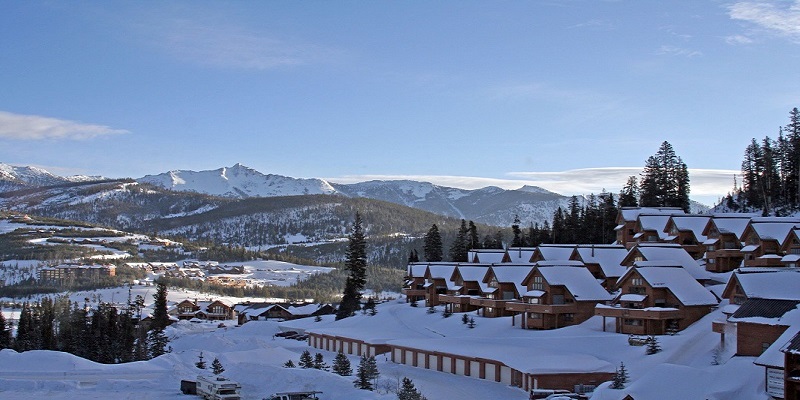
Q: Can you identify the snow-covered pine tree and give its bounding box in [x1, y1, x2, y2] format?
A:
[397, 377, 424, 400]
[611, 361, 629, 389]
[332, 351, 352, 376]
[646, 336, 662, 355]
[354, 354, 379, 390]
[313, 353, 328, 370]
[299, 350, 314, 368]
[337, 213, 367, 320]
[423, 224, 443, 262]
[211, 357, 225, 375]
[195, 351, 207, 369]
[283, 359, 295, 368]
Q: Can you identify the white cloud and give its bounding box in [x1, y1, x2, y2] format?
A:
[142, 18, 340, 70]
[656, 45, 703, 57]
[729, 0, 800, 42]
[724, 34, 754, 45]
[0, 111, 128, 140]
[327, 167, 739, 206]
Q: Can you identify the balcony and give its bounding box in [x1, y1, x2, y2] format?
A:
[437, 294, 474, 305]
[402, 288, 427, 298]
[505, 302, 579, 314]
[468, 297, 513, 309]
[595, 305, 684, 320]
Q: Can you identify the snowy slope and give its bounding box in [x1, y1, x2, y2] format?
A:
[139, 163, 338, 198]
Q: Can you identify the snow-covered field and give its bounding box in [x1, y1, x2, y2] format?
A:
[0, 298, 773, 400]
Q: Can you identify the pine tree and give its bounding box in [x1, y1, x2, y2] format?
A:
[511, 215, 523, 247]
[151, 282, 170, 331]
[619, 176, 639, 207]
[284, 359, 296, 368]
[211, 357, 225, 375]
[448, 219, 469, 262]
[467, 317, 476, 328]
[408, 249, 419, 263]
[461, 314, 469, 324]
[299, 350, 314, 368]
[423, 224, 443, 262]
[147, 328, 169, 358]
[332, 351, 352, 376]
[646, 336, 662, 355]
[354, 354, 379, 390]
[468, 221, 480, 250]
[611, 362, 629, 389]
[337, 213, 368, 320]
[196, 352, 207, 369]
[0, 311, 11, 350]
[398, 377, 424, 400]
[313, 353, 328, 370]
[638, 141, 691, 212]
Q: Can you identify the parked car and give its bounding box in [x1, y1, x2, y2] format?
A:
[275, 331, 298, 338]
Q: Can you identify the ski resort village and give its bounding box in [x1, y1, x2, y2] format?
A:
[1, 205, 800, 399]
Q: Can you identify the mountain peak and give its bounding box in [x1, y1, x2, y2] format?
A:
[516, 185, 558, 195]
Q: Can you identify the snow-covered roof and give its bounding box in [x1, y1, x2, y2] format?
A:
[740, 244, 759, 252]
[636, 267, 718, 306]
[733, 269, 800, 301]
[537, 266, 613, 301]
[535, 244, 576, 261]
[489, 265, 534, 297]
[709, 216, 751, 237]
[427, 264, 457, 280]
[505, 247, 536, 263]
[750, 221, 799, 242]
[632, 244, 710, 280]
[525, 290, 545, 297]
[471, 250, 507, 263]
[574, 245, 628, 278]
[288, 303, 322, 315]
[637, 214, 672, 239]
[618, 207, 684, 222]
[670, 215, 710, 242]
[407, 263, 428, 277]
[619, 293, 647, 302]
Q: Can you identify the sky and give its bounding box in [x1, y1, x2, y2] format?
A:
[1, 1, 799, 206]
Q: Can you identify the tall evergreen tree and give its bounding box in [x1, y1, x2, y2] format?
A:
[619, 176, 639, 207]
[332, 351, 352, 376]
[337, 213, 368, 320]
[211, 357, 225, 375]
[354, 354, 379, 391]
[468, 221, 480, 250]
[638, 141, 690, 212]
[423, 224, 443, 262]
[299, 350, 314, 368]
[151, 282, 170, 331]
[0, 310, 11, 350]
[449, 219, 469, 262]
[511, 215, 523, 247]
[147, 328, 169, 358]
[611, 362, 629, 389]
[398, 377, 425, 400]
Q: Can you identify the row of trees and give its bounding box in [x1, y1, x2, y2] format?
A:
[618, 141, 691, 213]
[0, 282, 170, 363]
[724, 108, 800, 215]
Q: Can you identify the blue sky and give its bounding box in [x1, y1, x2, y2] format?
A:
[1, 1, 799, 205]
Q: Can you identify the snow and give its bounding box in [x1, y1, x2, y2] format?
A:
[619, 207, 684, 223]
[489, 265, 534, 296]
[670, 215, 711, 242]
[537, 266, 613, 301]
[535, 244, 577, 261]
[506, 247, 536, 263]
[750, 221, 800, 241]
[0, 292, 774, 400]
[637, 215, 672, 240]
[635, 266, 718, 306]
[633, 244, 711, 280]
[733, 269, 800, 301]
[574, 245, 628, 279]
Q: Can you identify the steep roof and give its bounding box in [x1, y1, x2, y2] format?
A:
[470, 249, 507, 263]
[505, 247, 536, 263]
[535, 244, 576, 261]
[488, 264, 534, 297]
[730, 298, 800, 319]
[636, 214, 672, 239]
[635, 266, 718, 306]
[618, 207, 685, 223]
[669, 215, 710, 242]
[426, 263, 458, 280]
[732, 269, 800, 301]
[630, 243, 709, 280]
[748, 221, 799, 242]
[407, 263, 428, 278]
[708, 215, 751, 237]
[537, 266, 612, 301]
[574, 245, 628, 278]
[454, 265, 492, 292]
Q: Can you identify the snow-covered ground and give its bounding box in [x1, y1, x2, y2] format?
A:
[0, 298, 774, 400]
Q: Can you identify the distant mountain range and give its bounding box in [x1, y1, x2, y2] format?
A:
[0, 162, 710, 228]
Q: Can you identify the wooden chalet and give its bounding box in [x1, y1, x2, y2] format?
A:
[569, 244, 628, 289]
[781, 228, 800, 268]
[664, 215, 710, 259]
[469, 264, 532, 317]
[702, 215, 751, 272]
[437, 264, 491, 313]
[402, 263, 429, 304]
[172, 299, 235, 321]
[782, 331, 800, 400]
[423, 263, 459, 307]
[740, 218, 800, 268]
[620, 243, 710, 283]
[506, 263, 612, 330]
[633, 214, 673, 244]
[614, 207, 684, 249]
[595, 265, 718, 335]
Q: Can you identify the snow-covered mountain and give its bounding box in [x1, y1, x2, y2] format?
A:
[139, 163, 338, 198]
[0, 162, 70, 190]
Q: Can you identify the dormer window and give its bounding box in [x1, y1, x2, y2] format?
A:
[488, 277, 498, 288]
[708, 227, 719, 238]
[531, 276, 544, 291]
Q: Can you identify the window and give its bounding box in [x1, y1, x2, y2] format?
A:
[553, 294, 565, 305]
[502, 290, 516, 300]
[529, 313, 542, 319]
[528, 297, 540, 304]
[531, 276, 544, 291]
[647, 235, 658, 242]
[631, 278, 643, 286]
[486, 307, 494, 313]
[791, 248, 800, 255]
[624, 319, 642, 326]
[488, 277, 498, 288]
[563, 313, 574, 322]
[708, 227, 719, 238]
[706, 245, 716, 252]
[723, 241, 737, 249]
[629, 286, 645, 295]
[634, 255, 644, 262]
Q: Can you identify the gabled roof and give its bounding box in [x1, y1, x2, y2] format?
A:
[573, 245, 628, 278]
[625, 266, 718, 306]
[746, 221, 800, 242]
[469, 249, 508, 263]
[486, 264, 534, 297]
[703, 215, 752, 237]
[668, 215, 710, 242]
[730, 298, 800, 319]
[636, 214, 673, 240]
[406, 263, 428, 278]
[505, 247, 536, 263]
[625, 243, 709, 280]
[727, 269, 800, 301]
[452, 265, 492, 292]
[616, 207, 685, 224]
[536, 266, 612, 301]
[425, 263, 458, 280]
[781, 330, 800, 355]
[535, 244, 577, 261]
